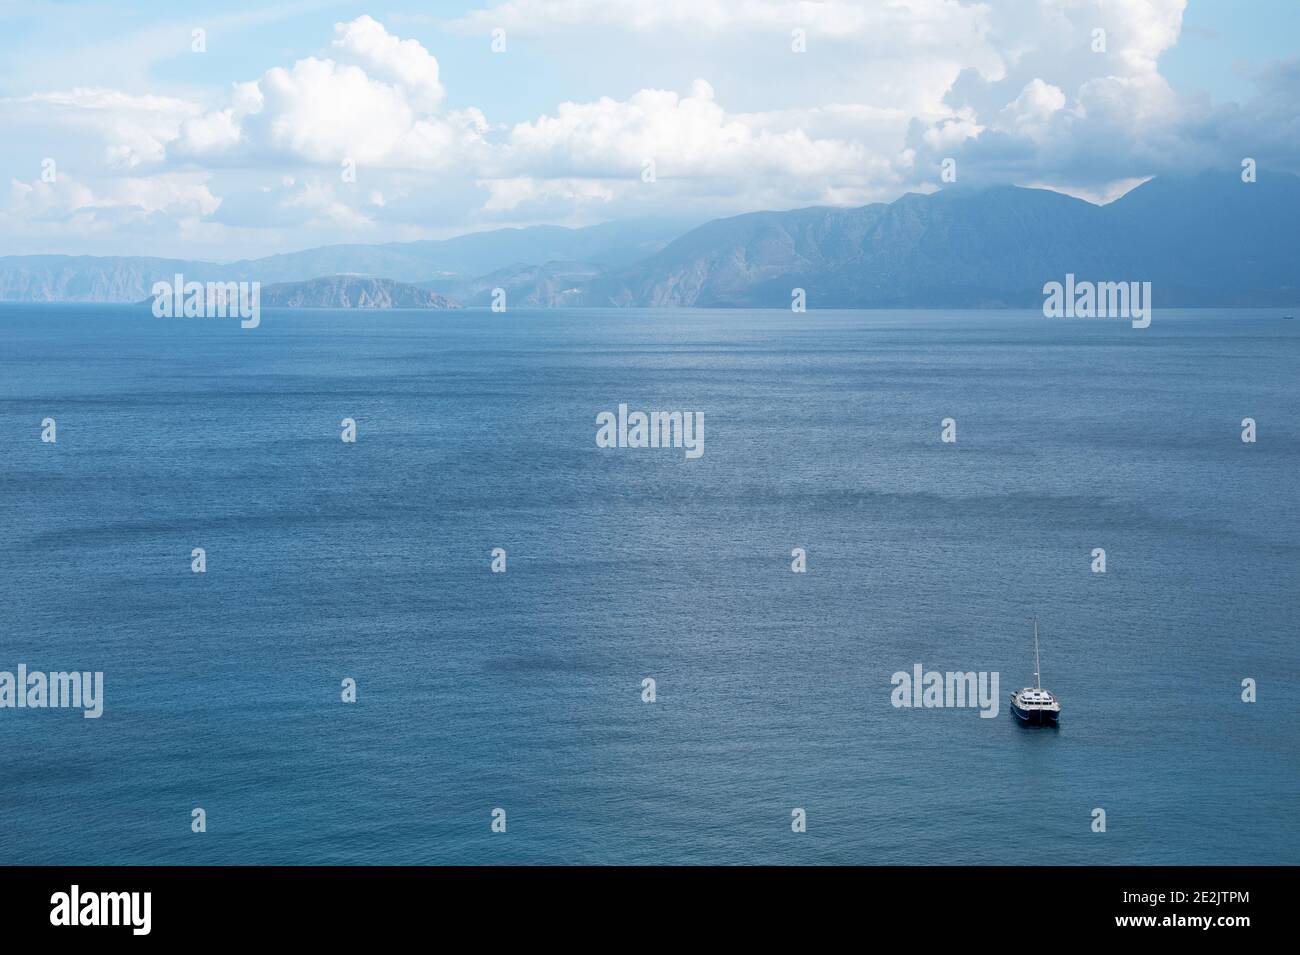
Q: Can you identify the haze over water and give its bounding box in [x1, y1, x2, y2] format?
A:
[1, 305, 1295, 865]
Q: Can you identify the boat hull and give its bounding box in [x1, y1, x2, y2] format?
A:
[1011, 702, 1059, 726]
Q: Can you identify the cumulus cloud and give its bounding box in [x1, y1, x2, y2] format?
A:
[2, 170, 222, 254]
[172, 16, 469, 169]
[1002, 79, 1067, 133]
[279, 176, 376, 228]
[905, 0, 1194, 186]
[453, 79, 902, 219]
[500, 80, 864, 179]
[454, 0, 1207, 195]
[3, 87, 201, 168]
[9, 170, 220, 220]
[332, 14, 444, 111]
[164, 18, 889, 218]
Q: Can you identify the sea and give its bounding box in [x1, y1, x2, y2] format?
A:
[0, 304, 1296, 865]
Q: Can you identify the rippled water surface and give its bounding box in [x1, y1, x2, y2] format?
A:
[1, 305, 1295, 864]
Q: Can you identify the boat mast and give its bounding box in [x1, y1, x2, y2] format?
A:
[1033, 617, 1041, 690]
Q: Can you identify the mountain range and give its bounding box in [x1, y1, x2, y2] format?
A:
[259, 276, 459, 308]
[0, 218, 692, 305]
[578, 171, 1300, 308]
[3, 171, 1297, 308]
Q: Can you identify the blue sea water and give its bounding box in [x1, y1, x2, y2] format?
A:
[0, 304, 1296, 865]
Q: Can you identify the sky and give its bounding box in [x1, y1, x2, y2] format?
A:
[1, 0, 1297, 261]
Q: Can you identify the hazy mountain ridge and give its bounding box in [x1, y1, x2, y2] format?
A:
[0, 256, 236, 304]
[583, 172, 1300, 307]
[0, 218, 693, 303]
[3, 173, 1297, 307]
[422, 260, 605, 307]
[259, 276, 460, 308]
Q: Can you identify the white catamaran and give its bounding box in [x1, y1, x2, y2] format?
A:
[1010, 618, 1060, 726]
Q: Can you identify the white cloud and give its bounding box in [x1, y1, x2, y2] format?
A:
[897, 0, 1196, 189]
[3, 170, 222, 253]
[280, 177, 375, 228]
[170, 17, 479, 171]
[921, 109, 985, 151]
[254, 57, 420, 164]
[491, 79, 874, 206]
[4, 87, 201, 168]
[452, 0, 1201, 198]
[998, 79, 1067, 140]
[478, 176, 616, 212]
[156, 20, 892, 219]
[10, 170, 219, 219]
[332, 14, 444, 111]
